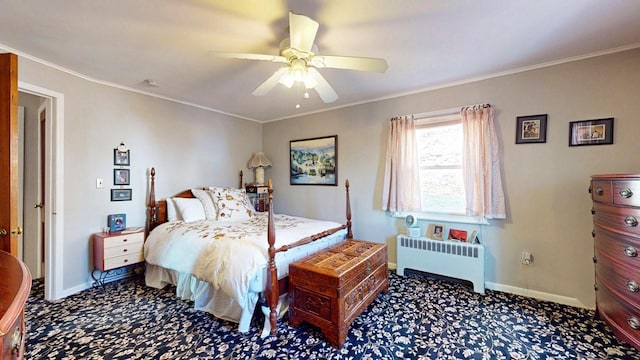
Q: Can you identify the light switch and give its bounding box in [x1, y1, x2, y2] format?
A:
[96, 178, 104, 188]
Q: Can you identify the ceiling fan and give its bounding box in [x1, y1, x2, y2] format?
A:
[215, 11, 388, 103]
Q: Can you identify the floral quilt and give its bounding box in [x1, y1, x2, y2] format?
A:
[144, 213, 344, 312]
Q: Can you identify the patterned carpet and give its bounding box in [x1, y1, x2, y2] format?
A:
[25, 271, 639, 359]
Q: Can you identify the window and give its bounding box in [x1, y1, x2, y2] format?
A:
[416, 114, 466, 215]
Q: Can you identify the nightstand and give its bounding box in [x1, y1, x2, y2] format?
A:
[92, 228, 145, 287]
[246, 184, 269, 212]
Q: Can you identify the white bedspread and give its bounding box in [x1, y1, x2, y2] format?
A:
[144, 213, 344, 314]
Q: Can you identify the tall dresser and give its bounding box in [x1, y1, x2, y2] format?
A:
[591, 174, 640, 351]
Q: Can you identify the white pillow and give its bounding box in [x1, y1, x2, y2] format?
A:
[216, 199, 252, 221]
[166, 198, 179, 221]
[191, 188, 217, 220]
[172, 197, 206, 223]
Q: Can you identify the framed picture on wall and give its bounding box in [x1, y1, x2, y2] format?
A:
[569, 118, 614, 146]
[114, 149, 130, 166]
[111, 188, 132, 201]
[113, 168, 130, 185]
[516, 114, 548, 144]
[290, 135, 337, 186]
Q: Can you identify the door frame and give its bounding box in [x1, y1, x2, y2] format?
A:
[19, 81, 64, 301]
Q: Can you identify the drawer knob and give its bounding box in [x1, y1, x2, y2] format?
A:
[123, 249, 128, 252]
[628, 317, 640, 330]
[624, 246, 638, 257]
[591, 207, 596, 215]
[627, 280, 640, 292]
[624, 216, 638, 227]
[620, 188, 634, 199]
[596, 187, 604, 196]
[592, 256, 598, 264]
[123, 259, 129, 263]
[591, 230, 596, 238]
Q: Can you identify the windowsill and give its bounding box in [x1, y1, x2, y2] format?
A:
[392, 211, 489, 225]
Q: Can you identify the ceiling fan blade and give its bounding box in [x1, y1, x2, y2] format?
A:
[252, 67, 289, 96]
[307, 67, 338, 103]
[212, 52, 287, 63]
[311, 55, 388, 73]
[289, 11, 319, 53]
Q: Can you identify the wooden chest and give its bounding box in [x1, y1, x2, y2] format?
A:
[591, 174, 640, 351]
[288, 239, 388, 348]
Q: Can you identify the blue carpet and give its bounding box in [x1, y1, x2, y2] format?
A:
[25, 271, 639, 359]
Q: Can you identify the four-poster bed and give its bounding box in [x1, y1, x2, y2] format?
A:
[144, 168, 353, 336]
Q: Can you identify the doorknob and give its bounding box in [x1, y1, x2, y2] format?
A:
[34, 203, 43, 208]
[0, 228, 6, 237]
[12, 226, 23, 235]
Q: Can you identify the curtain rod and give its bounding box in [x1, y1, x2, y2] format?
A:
[395, 103, 491, 121]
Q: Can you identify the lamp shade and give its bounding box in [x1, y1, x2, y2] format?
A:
[247, 152, 272, 169]
[248, 152, 272, 186]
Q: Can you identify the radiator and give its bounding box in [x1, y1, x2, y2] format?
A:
[396, 235, 485, 294]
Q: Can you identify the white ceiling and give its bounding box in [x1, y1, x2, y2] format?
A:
[1, 0, 639, 122]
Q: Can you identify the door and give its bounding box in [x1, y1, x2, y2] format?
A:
[38, 105, 46, 274]
[0, 53, 20, 255]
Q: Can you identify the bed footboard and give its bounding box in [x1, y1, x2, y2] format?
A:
[265, 179, 352, 336]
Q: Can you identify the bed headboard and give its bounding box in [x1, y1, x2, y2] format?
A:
[146, 168, 244, 234]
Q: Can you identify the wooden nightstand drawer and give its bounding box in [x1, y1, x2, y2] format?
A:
[101, 232, 144, 248]
[103, 242, 144, 259]
[103, 252, 144, 271]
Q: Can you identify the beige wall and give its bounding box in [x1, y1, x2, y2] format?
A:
[17, 57, 263, 291]
[263, 48, 640, 308]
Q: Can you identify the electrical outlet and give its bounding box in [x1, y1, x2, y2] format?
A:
[522, 251, 533, 265]
[96, 178, 104, 189]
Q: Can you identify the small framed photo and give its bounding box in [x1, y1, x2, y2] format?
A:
[113, 168, 130, 185]
[107, 213, 127, 232]
[516, 114, 547, 144]
[427, 223, 445, 240]
[111, 188, 132, 201]
[114, 149, 130, 166]
[448, 228, 468, 242]
[569, 118, 614, 146]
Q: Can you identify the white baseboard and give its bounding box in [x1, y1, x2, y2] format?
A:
[485, 282, 590, 309]
[389, 262, 590, 309]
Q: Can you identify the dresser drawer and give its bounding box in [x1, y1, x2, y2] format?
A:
[102, 232, 144, 248]
[596, 281, 640, 350]
[594, 226, 640, 270]
[592, 180, 613, 203]
[613, 181, 640, 207]
[594, 202, 640, 237]
[103, 242, 144, 259]
[103, 252, 144, 271]
[595, 253, 640, 307]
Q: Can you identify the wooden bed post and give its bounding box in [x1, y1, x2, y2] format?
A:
[266, 179, 278, 336]
[146, 167, 157, 237]
[239, 170, 243, 189]
[345, 179, 353, 239]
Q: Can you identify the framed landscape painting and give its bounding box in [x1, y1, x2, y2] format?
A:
[290, 135, 337, 186]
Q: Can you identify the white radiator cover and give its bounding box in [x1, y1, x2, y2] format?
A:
[396, 235, 485, 294]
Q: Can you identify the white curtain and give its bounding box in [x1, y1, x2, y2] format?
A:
[460, 105, 506, 219]
[382, 117, 422, 212]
